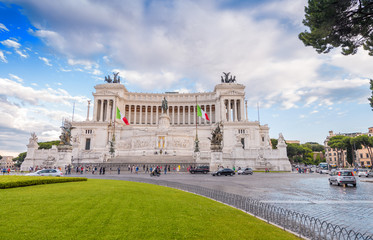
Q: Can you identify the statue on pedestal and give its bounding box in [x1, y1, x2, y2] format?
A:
[161, 97, 168, 113]
[209, 122, 223, 151]
[59, 120, 73, 146]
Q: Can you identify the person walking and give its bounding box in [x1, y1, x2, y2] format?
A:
[164, 165, 167, 175]
[117, 167, 120, 175]
[102, 167, 106, 175]
[99, 167, 102, 175]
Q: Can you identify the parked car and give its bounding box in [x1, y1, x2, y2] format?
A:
[366, 170, 373, 178]
[189, 166, 209, 174]
[237, 168, 253, 175]
[357, 169, 369, 177]
[328, 170, 356, 187]
[26, 169, 63, 177]
[211, 168, 235, 176]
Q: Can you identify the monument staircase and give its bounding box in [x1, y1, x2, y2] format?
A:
[108, 155, 195, 165]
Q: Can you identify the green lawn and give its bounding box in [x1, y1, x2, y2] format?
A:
[0, 178, 299, 240]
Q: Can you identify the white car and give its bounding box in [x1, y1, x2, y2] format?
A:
[26, 169, 63, 177]
[357, 169, 369, 177]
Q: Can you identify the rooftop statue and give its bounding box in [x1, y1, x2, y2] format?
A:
[221, 72, 237, 83]
[104, 72, 121, 83]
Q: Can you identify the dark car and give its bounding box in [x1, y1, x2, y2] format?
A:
[189, 166, 209, 174]
[212, 168, 235, 176]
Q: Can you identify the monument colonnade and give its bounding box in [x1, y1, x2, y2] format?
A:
[92, 95, 248, 125]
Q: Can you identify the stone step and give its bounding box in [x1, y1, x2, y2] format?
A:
[108, 155, 195, 164]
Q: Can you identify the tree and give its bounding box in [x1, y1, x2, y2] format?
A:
[299, 0, 373, 55]
[355, 135, 373, 164]
[270, 139, 278, 149]
[304, 142, 325, 152]
[369, 79, 373, 111]
[328, 135, 348, 167]
[13, 152, 27, 168]
[38, 140, 60, 149]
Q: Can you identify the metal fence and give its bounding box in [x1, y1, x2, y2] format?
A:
[128, 177, 373, 240]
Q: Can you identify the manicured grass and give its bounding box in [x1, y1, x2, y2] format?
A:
[0, 175, 87, 189]
[0, 179, 299, 240]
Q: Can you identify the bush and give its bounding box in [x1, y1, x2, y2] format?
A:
[0, 176, 87, 189]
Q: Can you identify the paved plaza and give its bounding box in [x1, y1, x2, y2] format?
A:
[72, 171, 373, 236]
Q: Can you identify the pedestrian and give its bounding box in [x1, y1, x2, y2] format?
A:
[81, 166, 84, 174]
[103, 167, 106, 175]
[135, 166, 139, 174]
[2, 168, 6, 175]
[150, 166, 153, 173]
[164, 165, 167, 175]
[99, 167, 102, 175]
[146, 165, 149, 173]
[117, 167, 120, 175]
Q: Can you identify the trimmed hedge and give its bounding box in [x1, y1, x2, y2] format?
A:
[0, 176, 87, 189]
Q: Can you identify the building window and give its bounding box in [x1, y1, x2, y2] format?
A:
[262, 136, 264, 142]
[85, 138, 91, 150]
[85, 129, 93, 134]
[241, 138, 245, 149]
[366, 153, 369, 158]
[360, 154, 363, 158]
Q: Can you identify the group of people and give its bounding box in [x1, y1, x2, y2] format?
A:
[1, 167, 11, 175]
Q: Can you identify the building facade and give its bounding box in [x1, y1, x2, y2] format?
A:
[0, 156, 14, 168]
[22, 78, 291, 172]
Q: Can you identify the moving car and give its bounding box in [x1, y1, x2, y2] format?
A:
[328, 170, 356, 187]
[357, 169, 368, 177]
[189, 166, 209, 174]
[237, 168, 253, 175]
[212, 168, 235, 176]
[366, 170, 373, 178]
[26, 169, 63, 177]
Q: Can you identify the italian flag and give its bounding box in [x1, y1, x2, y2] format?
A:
[197, 105, 210, 121]
[116, 107, 129, 125]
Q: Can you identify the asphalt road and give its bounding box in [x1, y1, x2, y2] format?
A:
[70, 171, 373, 235]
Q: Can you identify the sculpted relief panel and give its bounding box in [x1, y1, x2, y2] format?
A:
[133, 137, 152, 149]
[170, 137, 192, 149]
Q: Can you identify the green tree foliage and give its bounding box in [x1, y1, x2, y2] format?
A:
[369, 79, 373, 111]
[303, 142, 325, 152]
[286, 142, 324, 165]
[270, 139, 278, 149]
[13, 152, 27, 168]
[328, 135, 348, 166]
[299, 0, 373, 55]
[38, 140, 60, 149]
[355, 135, 373, 163]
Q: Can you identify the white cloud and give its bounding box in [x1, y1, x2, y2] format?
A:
[9, 74, 23, 83]
[0, 50, 7, 63]
[8, 0, 373, 111]
[39, 56, 52, 66]
[0, 77, 87, 105]
[68, 58, 98, 69]
[1, 39, 21, 49]
[0, 23, 9, 32]
[92, 69, 102, 75]
[16, 49, 28, 58]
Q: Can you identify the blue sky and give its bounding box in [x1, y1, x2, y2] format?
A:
[0, 0, 372, 156]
